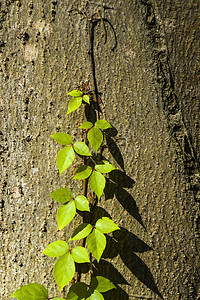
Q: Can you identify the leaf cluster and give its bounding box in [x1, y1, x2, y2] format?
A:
[67, 90, 90, 114]
[11, 89, 120, 299]
[50, 188, 90, 230]
[11, 276, 116, 300]
[74, 160, 115, 199]
[70, 217, 119, 262]
[43, 241, 89, 291]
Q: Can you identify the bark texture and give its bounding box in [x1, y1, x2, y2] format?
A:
[0, 0, 199, 299]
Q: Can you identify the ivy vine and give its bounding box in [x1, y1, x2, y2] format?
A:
[11, 8, 121, 300]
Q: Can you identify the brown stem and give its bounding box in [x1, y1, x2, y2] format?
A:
[74, 9, 105, 285]
[87, 18, 100, 120]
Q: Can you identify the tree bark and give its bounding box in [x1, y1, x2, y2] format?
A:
[0, 0, 199, 299]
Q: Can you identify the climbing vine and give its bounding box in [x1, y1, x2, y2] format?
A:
[11, 8, 121, 300]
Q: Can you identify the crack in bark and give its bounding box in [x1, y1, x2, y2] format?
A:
[141, 0, 200, 203]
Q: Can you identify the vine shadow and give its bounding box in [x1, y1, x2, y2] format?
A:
[113, 229, 163, 299]
[88, 207, 163, 299]
[102, 127, 163, 298]
[104, 171, 145, 229]
[105, 127, 125, 171]
[93, 259, 129, 300]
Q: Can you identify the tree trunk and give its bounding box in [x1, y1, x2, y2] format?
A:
[0, 0, 199, 299]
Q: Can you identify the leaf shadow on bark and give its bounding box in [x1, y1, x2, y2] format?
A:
[104, 171, 145, 229]
[113, 228, 163, 299]
[105, 127, 125, 170]
[84, 206, 162, 299]
[99, 125, 163, 297]
[93, 259, 129, 300]
[102, 233, 162, 299]
[103, 127, 146, 228]
[103, 230, 162, 299]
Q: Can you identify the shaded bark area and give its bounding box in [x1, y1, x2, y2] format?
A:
[0, 0, 199, 299]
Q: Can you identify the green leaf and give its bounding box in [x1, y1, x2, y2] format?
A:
[95, 161, 115, 173]
[90, 276, 116, 293]
[86, 290, 104, 300]
[71, 246, 90, 263]
[75, 196, 90, 211]
[88, 127, 103, 154]
[73, 165, 92, 180]
[50, 188, 73, 204]
[69, 223, 93, 241]
[66, 282, 88, 300]
[51, 133, 73, 145]
[73, 142, 92, 156]
[88, 171, 105, 200]
[67, 97, 82, 114]
[68, 90, 83, 97]
[52, 298, 66, 300]
[57, 200, 76, 230]
[42, 240, 69, 257]
[86, 229, 106, 262]
[57, 146, 75, 175]
[54, 252, 75, 291]
[79, 121, 93, 129]
[10, 283, 48, 300]
[83, 95, 90, 104]
[95, 120, 112, 130]
[95, 217, 120, 234]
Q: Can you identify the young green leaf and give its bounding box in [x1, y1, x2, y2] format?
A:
[10, 283, 48, 300]
[67, 97, 82, 114]
[54, 252, 75, 291]
[75, 196, 90, 211]
[42, 241, 69, 257]
[73, 141, 92, 156]
[83, 94, 90, 104]
[51, 133, 73, 145]
[86, 228, 106, 262]
[71, 246, 90, 263]
[87, 127, 103, 154]
[90, 276, 116, 293]
[88, 171, 106, 200]
[50, 188, 73, 203]
[66, 282, 88, 300]
[95, 120, 112, 130]
[57, 201, 76, 230]
[52, 298, 66, 300]
[95, 217, 120, 234]
[57, 146, 75, 175]
[69, 223, 93, 241]
[95, 161, 115, 173]
[68, 90, 83, 97]
[86, 289, 104, 300]
[79, 121, 93, 129]
[73, 165, 92, 180]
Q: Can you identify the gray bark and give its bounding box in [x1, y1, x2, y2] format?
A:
[0, 0, 199, 299]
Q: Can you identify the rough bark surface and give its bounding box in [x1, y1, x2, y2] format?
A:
[0, 0, 199, 299]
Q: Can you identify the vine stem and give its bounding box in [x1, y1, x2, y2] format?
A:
[72, 8, 106, 120]
[74, 9, 105, 284]
[86, 13, 105, 121]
